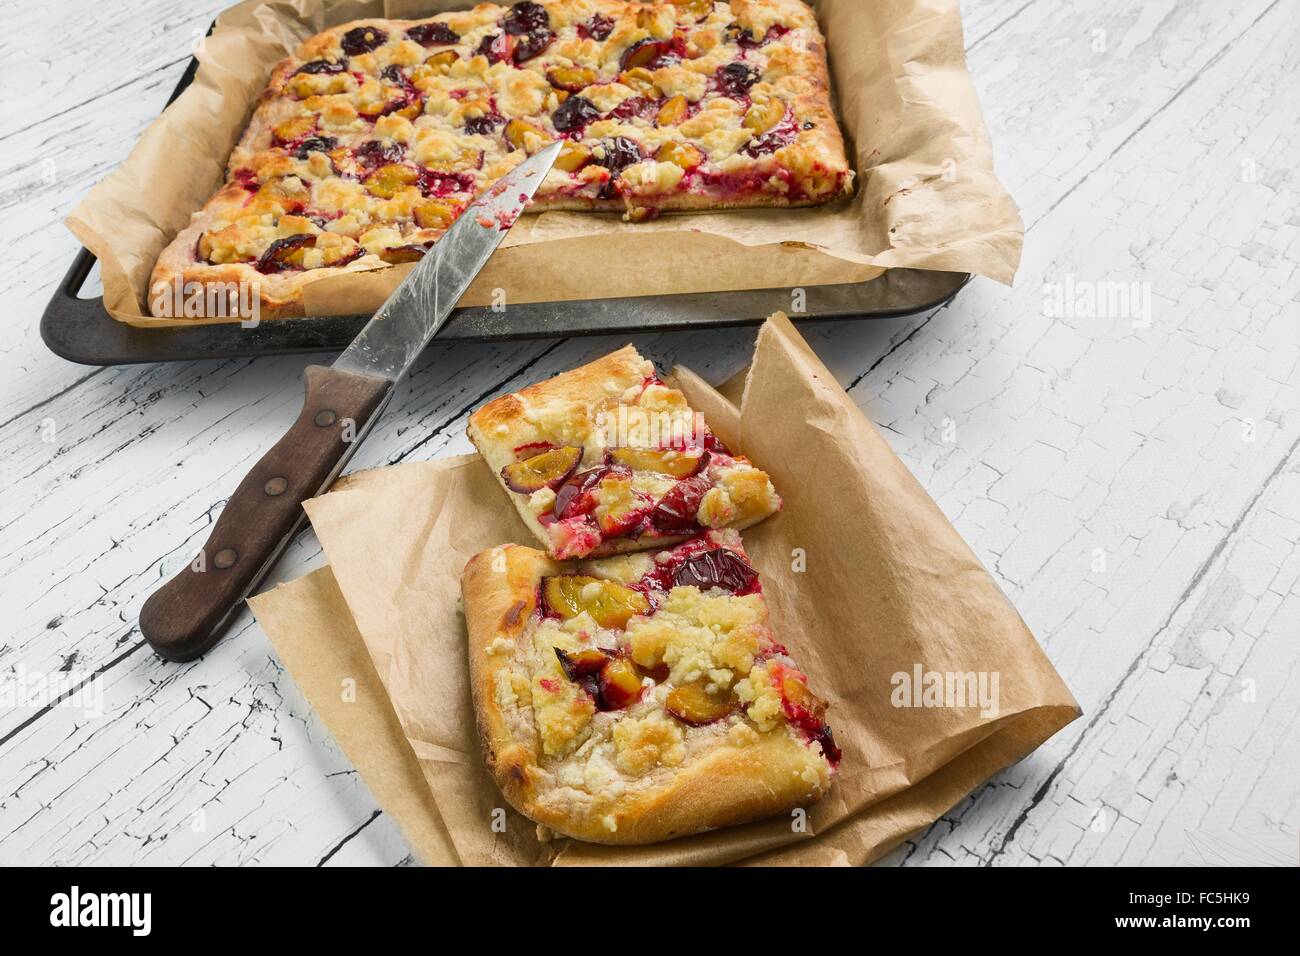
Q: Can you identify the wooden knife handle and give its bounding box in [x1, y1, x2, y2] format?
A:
[140, 365, 392, 662]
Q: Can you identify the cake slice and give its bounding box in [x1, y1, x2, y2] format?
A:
[462, 528, 839, 844]
[467, 345, 781, 560]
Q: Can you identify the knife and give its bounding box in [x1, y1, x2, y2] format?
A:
[139, 141, 563, 662]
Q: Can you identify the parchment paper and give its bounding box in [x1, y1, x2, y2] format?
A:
[67, 0, 1023, 327]
[249, 314, 1078, 866]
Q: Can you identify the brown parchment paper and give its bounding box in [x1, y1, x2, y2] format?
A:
[249, 314, 1077, 866]
[67, 0, 1022, 327]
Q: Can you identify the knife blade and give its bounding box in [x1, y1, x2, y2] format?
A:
[139, 142, 562, 662]
[335, 140, 561, 382]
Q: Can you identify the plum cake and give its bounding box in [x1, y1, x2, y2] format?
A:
[462, 528, 839, 844]
[151, 0, 854, 318]
[467, 344, 781, 560]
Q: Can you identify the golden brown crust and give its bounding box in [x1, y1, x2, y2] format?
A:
[150, 0, 854, 321]
[469, 343, 648, 438]
[463, 544, 557, 809]
[593, 730, 830, 843]
[461, 541, 833, 845]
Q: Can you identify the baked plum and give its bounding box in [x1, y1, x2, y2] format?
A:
[406, 22, 459, 46]
[656, 141, 704, 170]
[501, 445, 582, 493]
[656, 95, 690, 126]
[666, 680, 736, 725]
[554, 649, 641, 710]
[609, 96, 658, 121]
[272, 115, 314, 144]
[503, 1, 549, 33]
[552, 95, 601, 133]
[341, 25, 387, 55]
[363, 163, 418, 198]
[620, 37, 675, 71]
[295, 58, 346, 75]
[779, 670, 829, 730]
[745, 127, 797, 157]
[677, 0, 714, 18]
[378, 244, 429, 264]
[417, 169, 475, 198]
[464, 113, 505, 135]
[423, 50, 459, 72]
[513, 441, 557, 457]
[553, 466, 611, 519]
[547, 66, 597, 93]
[503, 1, 554, 62]
[597, 658, 643, 709]
[255, 234, 314, 274]
[594, 136, 643, 176]
[578, 13, 614, 41]
[811, 725, 842, 765]
[607, 447, 706, 479]
[476, 32, 513, 63]
[554, 647, 611, 681]
[413, 199, 458, 230]
[673, 548, 758, 594]
[354, 139, 405, 169]
[555, 141, 592, 172]
[647, 474, 709, 533]
[505, 117, 546, 151]
[715, 61, 760, 96]
[512, 30, 554, 62]
[294, 136, 337, 159]
[543, 575, 650, 629]
[743, 100, 785, 134]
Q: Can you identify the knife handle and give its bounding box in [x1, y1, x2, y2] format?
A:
[140, 365, 392, 662]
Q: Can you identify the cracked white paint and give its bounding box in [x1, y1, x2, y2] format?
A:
[2, 0, 1298, 865]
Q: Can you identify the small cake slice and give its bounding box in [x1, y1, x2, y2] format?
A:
[462, 529, 839, 844]
[467, 345, 781, 559]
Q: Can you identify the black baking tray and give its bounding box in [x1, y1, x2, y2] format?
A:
[40, 24, 972, 368]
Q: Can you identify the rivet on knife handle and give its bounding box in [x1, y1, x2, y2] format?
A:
[139, 365, 391, 661]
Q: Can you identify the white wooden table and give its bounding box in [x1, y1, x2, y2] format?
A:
[2, 0, 1297, 867]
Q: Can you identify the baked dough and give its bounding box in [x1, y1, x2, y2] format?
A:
[467, 344, 781, 559]
[462, 529, 839, 844]
[150, 0, 854, 319]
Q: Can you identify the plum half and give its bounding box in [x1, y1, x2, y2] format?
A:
[646, 474, 709, 533]
[553, 465, 613, 519]
[778, 670, 829, 730]
[597, 659, 643, 710]
[554, 647, 610, 681]
[673, 548, 758, 594]
[666, 680, 737, 725]
[553, 647, 643, 710]
[607, 447, 707, 479]
[543, 575, 650, 629]
[620, 37, 677, 71]
[502, 445, 582, 494]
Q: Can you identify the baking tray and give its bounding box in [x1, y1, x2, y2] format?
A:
[40, 26, 972, 368]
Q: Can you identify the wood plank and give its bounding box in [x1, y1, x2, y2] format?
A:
[871, 0, 1300, 864]
[0, 0, 228, 142]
